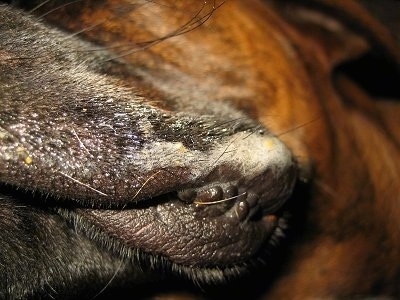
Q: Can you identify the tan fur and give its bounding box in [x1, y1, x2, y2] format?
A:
[28, 0, 400, 298]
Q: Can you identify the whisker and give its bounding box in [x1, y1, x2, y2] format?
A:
[61, 21, 106, 41]
[45, 279, 57, 299]
[28, 0, 53, 13]
[58, 171, 109, 197]
[211, 134, 240, 167]
[71, 128, 92, 157]
[132, 170, 163, 200]
[105, 0, 224, 61]
[242, 125, 263, 140]
[210, 117, 246, 129]
[194, 192, 246, 205]
[174, 1, 226, 36]
[37, 0, 84, 19]
[276, 116, 322, 136]
[90, 260, 124, 299]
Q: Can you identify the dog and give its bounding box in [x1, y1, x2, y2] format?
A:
[1, 0, 399, 299]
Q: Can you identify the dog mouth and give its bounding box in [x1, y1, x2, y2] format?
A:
[54, 190, 295, 288]
[2, 101, 298, 276]
[0, 4, 298, 282]
[1, 97, 298, 282]
[54, 132, 297, 273]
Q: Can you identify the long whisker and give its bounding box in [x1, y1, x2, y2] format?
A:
[28, 0, 53, 13]
[106, 0, 225, 61]
[58, 171, 109, 197]
[90, 260, 124, 300]
[132, 170, 163, 200]
[277, 116, 322, 136]
[71, 128, 92, 157]
[194, 192, 246, 205]
[210, 134, 240, 168]
[37, 0, 84, 19]
[61, 21, 106, 41]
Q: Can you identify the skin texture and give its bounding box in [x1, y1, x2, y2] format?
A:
[0, 0, 400, 299]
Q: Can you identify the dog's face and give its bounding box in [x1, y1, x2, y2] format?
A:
[1, 0, 400, 299]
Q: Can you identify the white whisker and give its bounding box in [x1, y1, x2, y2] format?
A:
[58, 171, 109, 197]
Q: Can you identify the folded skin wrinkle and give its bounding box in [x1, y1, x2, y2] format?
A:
[0, 2, 297, 287]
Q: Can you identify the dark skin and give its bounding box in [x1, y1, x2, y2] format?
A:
[1, 1, 400, 299]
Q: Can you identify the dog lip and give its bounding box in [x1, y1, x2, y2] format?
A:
[51, 132, 297, 267]
[66, 161, 297, 267]
[68, 196, 283, 266]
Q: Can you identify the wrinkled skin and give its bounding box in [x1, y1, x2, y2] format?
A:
[1, 0, 400, 299]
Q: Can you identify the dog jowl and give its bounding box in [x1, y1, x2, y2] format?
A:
[1, 0, 400, 299]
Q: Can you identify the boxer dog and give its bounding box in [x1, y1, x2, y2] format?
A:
[1, 0, 399, 299]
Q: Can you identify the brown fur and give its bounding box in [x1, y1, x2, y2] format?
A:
[4, 0, 400, 298]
